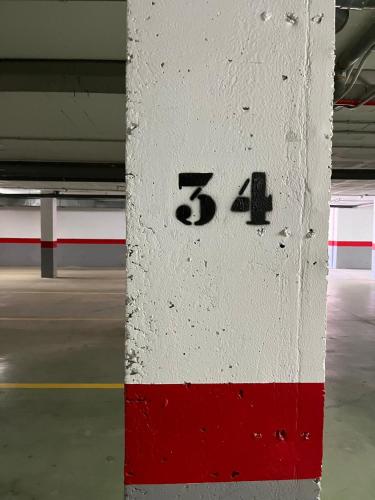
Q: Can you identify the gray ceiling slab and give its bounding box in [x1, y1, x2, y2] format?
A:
[0, 1, 125, 60]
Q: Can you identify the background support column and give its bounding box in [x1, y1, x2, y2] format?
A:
[40, 197, 57, 278]
[126, 2, 335, 499]
[328, 207, 339, 269]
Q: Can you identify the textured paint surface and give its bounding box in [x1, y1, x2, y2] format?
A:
[126, 0, 334, 497]
[126, 383, 324, 484]
[126, 0, 334, 385]
[126, 480, 320, 500]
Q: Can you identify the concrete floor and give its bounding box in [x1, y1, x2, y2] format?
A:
[322, 269, 375, 500]
[0, 268, 124, 500]
[0, 267, 374, 499]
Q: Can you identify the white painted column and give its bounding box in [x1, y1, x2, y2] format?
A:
[40, 197, 57, 278]
[372, 201, 375, 277]
[126, 2, 334, 499]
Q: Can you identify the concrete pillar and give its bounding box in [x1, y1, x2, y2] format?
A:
[372, 202, 375, 277]
[40, 197, 57, 278]
[126, 2, 334, 499]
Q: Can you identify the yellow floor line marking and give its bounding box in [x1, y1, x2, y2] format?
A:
[0, 383, 124, 389]
[0, 317, 123, 321]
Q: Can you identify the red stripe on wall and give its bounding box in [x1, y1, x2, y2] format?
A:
[125, 382, 324, 485]
[58, 238, 126, 245]
[0, 238, 40, 244]
[0, 238, 126, 245]
[328, 240, 372, 247]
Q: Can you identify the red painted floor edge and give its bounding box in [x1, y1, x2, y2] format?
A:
[328, 240, 372, 247]
[125, 382, 324, 485]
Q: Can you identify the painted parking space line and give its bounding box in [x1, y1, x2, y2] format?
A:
[0, 383, 124, 389]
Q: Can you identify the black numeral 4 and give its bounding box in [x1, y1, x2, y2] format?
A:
[231, 172, 272, 225]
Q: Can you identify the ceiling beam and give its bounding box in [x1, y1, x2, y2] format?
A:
[334, 120, 375, 125]
[333, 145, 375, 149]
[0, 161, 124, 183]
[332, 169, 375, 180]
[0, 59, 124, 93]
[336, 0, 375, 8]
[334, 130, 375, 134]
[0, 193, 124, 199]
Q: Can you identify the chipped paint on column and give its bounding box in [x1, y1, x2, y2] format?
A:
[126, 0, 334, 498]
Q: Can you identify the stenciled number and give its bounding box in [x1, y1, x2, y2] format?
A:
[175, 172, 272, 226]
[231, 172, 273, 225]
[176, 173, 216, 226]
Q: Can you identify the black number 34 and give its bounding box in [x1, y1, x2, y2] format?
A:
[176, 172, 272, 226]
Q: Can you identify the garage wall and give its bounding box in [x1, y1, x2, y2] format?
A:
[0, 207, 125, 267]
[328, 206, 373, 270]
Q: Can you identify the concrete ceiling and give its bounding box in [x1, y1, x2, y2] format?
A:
[0, 2, 374, 197]
[0, 1, 125, 60]
[333, 8, 375, 196]
[0, 0, 125, 179]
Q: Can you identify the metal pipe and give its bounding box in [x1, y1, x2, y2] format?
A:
[336, 8, 350, 33]
[334, 21, 375, 101]
[336, 24, 375, 74]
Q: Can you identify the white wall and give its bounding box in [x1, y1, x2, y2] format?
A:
[328, 207, 337, 242]
[0, 208, 40, 238]
[334, 206, 373, 242]
[0, 207, 125, 239]
[59, 210, 125, 239]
